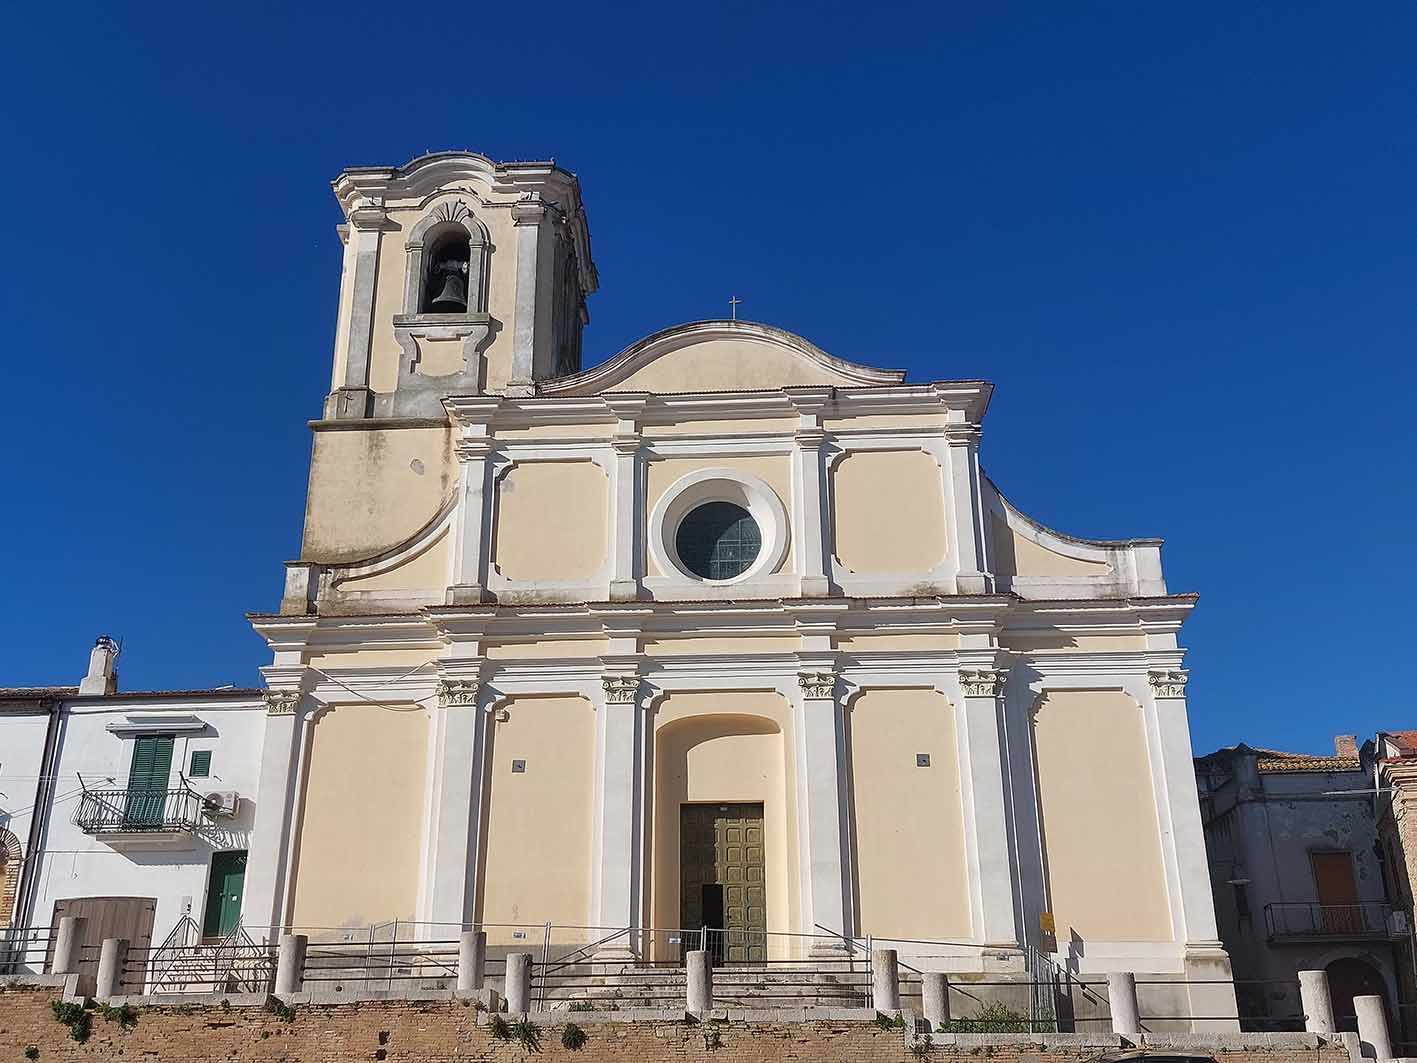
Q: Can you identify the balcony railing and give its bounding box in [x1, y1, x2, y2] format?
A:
[1264, 902, 1395, 942]
[74, 787, 205, 835]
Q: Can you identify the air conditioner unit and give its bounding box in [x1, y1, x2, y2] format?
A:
[202, 790, 240, 817]
[1389, 911, 1409, 937]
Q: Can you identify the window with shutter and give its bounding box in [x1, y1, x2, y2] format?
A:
[125, 735, 174, 826]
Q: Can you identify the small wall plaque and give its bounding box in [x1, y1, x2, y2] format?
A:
[916, 753, 931, 767]
[511, 759, 527, 773]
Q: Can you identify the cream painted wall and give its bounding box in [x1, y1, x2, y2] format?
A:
[990, 519, 1111, 578]
[479, 696, 594, 940]
[493, 423, 615, 441]
[820, 414, 950, 433]
[492, 460, 608, 581]
[289, 704, 429, 931]
[334, 529, 450, 593]
[303, 648, 436, 669]
[303, 426, 454, 563]
[644, 455, 794, 578]
[613, 338, 848, 392]
[642, 636, 800, 657]
[1032, 690, 1173, 943]
[368, 228, 410, 395]
[483, 639, 610, 659]
[848, 689, 971, 940]
[651, 691, 799, 960]
[831, 449, 947, 575]
[642, 418, 796, 439]
[834, 634, 961, 652]
[1004, 634, 1147, 651]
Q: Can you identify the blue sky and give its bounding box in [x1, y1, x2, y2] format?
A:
[1, 3, 1412, 755]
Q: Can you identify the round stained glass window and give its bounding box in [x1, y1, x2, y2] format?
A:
[675, 501, 762, 581]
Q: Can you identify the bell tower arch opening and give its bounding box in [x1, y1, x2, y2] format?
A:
[421, 231, 472, 314]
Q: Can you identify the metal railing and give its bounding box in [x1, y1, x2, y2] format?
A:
[1264, 901, 1394, 941]
[0, 926, 54, 975]
[73, 787, 204, 834]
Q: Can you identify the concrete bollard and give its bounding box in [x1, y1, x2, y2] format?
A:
[686, 949, 713, 1013]
[923, 972, 951, 1030]
[1298, 970, 1335, 1034]
[1107, 972, 1141, 1036]
[275, 934, 309, 996]
[506, 952, 533, 1015]
[1355, 995, 1392, 1061]
[458, 930, 487, 992]
[95, 937, 129, 1000]
[51, 916, 88, 976]
[872, 948, 901, 1012]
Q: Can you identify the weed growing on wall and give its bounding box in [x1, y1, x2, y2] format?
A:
[560, 1022, 588, 1050]
[49, 1001, 90, 1043]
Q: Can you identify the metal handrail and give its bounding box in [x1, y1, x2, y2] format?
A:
[74, 787, 204, 834]
[1264, 901, 1394, 939]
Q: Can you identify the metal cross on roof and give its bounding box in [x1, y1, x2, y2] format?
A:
[729, 295, 742, 321]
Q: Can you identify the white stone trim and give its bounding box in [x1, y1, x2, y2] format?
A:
[646, 467, 790, 589]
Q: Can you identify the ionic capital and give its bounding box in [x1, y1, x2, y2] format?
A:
[602, 675, 642, 705]
[797, 671, 837, 700]
[959, 669, 1008, 698]
[438, 678, 480, 708]
[1148, 670, 1189, 699]
[264, 690, 302, 716]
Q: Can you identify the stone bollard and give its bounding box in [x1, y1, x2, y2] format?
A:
[458, 930, 487, 992]
[872, 948, 901, 1013]
[923, 972, 951, 1030]
[95, 937, 129, 1000]
[686, 949, 713, 1013]
[1298, 970, 1335, 1034]
[1107, 972, 1141, 1036]
[51, 916, 88, 976]
[506, 952, 533, 1015]
[1355, 995, 1392, 1061]
[275, 934, 309, 996]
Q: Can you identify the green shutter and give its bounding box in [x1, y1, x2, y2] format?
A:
[128, 736, 174, 791]
[125, 735, 175, 826]
[189, 750, 212, 778]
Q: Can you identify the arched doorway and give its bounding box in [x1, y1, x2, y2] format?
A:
[0, 829, 21, 927]
[1327, 956, 1389, 1033]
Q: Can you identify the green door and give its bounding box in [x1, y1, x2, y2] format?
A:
[125, 735, 174, 826]
[202, 851, 247, 938]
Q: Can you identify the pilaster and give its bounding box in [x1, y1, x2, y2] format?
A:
[244, 680, 309, 941]
[604, 396, 647, 602]
[446, 396, 501, 604]
[954, 667, 1020, 947]
[508, 196, 548, 395]
[423, 674, 487, 930]
[590, 674, 646, 957]
[1144, 668, 1224, 947]
[942, 417, 991, 594]
[793, 669, 852, 948]
[787, 390, 833, 597]
[327, 203, 395, 420]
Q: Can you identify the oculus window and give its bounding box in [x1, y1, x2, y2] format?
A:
[675, 502, 762, 581]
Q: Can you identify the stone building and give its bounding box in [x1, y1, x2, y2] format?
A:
[1, 151, 1235, 1027]
[1377, 732, 1417, 1048]
[1195, 738, 1402, 1034]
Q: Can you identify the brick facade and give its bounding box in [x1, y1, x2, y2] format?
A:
[0, 984, 1354, 1063]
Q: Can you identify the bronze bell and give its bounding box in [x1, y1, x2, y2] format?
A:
[428, 269, 467, 313]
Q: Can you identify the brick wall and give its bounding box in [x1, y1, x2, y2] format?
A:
[0, 984, 1355, 1063]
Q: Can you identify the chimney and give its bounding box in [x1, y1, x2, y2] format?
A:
[1335, 734, 1358, 758]
[79, 636, 119, 695]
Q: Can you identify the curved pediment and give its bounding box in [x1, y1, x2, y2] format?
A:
[539, 320, 906, 397]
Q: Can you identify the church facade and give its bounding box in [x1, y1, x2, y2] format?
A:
[241, 151, 1226, 989]
[3, 152, 1233, 1023]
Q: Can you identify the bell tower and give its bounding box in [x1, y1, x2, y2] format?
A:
[324, 152, 597, 418]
